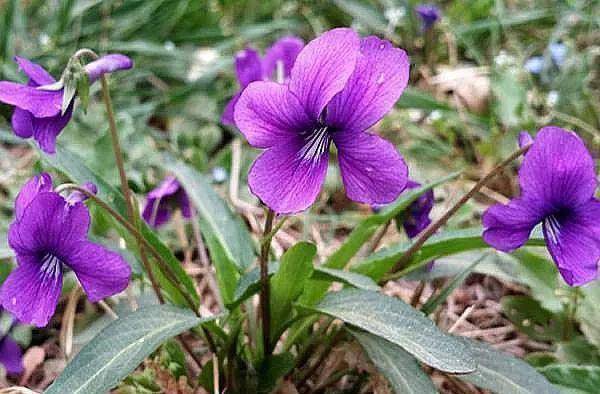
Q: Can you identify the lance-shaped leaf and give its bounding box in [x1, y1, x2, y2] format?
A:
[163, 155, 255, 303]
[538, 364, 600, 393]
[351, 329, 437, 394]
[458, 337, 559, 394]
[300, 172, 460, 306]
[351, 227, 546, 281]
[45, 305, 217, 394]
[270, 242, 316, 340]
[302, 289, 475, 373]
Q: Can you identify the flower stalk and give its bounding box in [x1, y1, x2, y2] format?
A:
[96, 67, 216, 355]
[260, 208, 275, 355]
[99, 72, 170, 316]
[385, 143, 531, 279]
[55, 184, 217, 353]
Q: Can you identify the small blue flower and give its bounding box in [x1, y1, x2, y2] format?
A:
[212, 167, 228, 184]
[525, 56, 544, 74]
[548, 42, 567, 68]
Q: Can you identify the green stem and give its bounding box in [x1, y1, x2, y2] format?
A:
[56, 185, 194, 309]
[99, 73, 168, 314]
[57, 184, 218, 353]
[260, 209, 275, 355]
[387, 143, 531, 276]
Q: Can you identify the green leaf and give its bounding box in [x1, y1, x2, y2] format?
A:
[491, 70, 527, 128]
[228, 262, 379, 312]
[502, 296, 565, 342]
[397, 88, 453, 111]
[458, 338, 559, 394]
[303, 289, 475, 373]
[538, 364, 600, 393]
[270, 242, 316, 340]
[42, 144, 199, 307]
[313, 267, 380, 292]
[163, 155, 255, 303]
[421, 256, 482, 315]
[351, 329, 436, 394]
[257, 353, 295, 394]
[455, 9, 554, 35]
[332, 0, 389, 35]
[352, 227, 546, 281]
[77, 73, 91, 112]
[512, 250, 562, 313]
[228, 262, 279, 310]
[555, 337, 600, 365]
[45, 305, 216, 394]
[576, 281, 600, 348]
[301, 172, 460, 307]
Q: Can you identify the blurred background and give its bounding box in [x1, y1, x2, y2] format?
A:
[0, 0, 599, 390]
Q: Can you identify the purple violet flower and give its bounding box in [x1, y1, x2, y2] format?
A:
[415, 4, 441, 31]
[402, 180, 434, 238]
[142, 176, 192, 228]
[1, 173, 131, 327]
[221, 36, 305, 126]
[0, 54, 133, 154]
[483, 126, 600, 286]
[65, 181, 98, 205]
[0, 309, 23, 375]
[234, 28, 410, 214]
[518, 130, 534, 148]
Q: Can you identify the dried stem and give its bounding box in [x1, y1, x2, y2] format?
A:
[386, 144, 531, 279]
[260, 208, 276, 355]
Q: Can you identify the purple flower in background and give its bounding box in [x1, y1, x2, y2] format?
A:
[0, 54, 133, 154]
[235, 28, 410, 214]
[221, 36, 304, 126]
[0, 310, 23, 375]
[84, 54, 133, 83]
[518, 130, 534, 148]
[65, 181, 98, 205]
[401, 180, 434, 238]
[1, 173, 131, 327]
[483, 127, 600, 286]
[142, 176, 192, 228]
[415, 4, 441, 30]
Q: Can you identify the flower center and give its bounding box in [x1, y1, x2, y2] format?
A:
[39, 253, 63, 282]
[298, 125, 331, 163]
[543, 214, 562, 245]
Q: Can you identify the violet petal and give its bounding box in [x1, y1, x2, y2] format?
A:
[519, 126, 596, 209]
[0, 254, 63, 327]
[289, 28, 360, 119]
[66, 241, 131, 302]
[84, 54, 133, 83]
[262, 36, 304, 80]
[235, 81, 312, 148]
[0, 81, 62, 118]
[326, 36, 409, 133]
[334, 131, 407, 205]
[248, 139, 329, 214]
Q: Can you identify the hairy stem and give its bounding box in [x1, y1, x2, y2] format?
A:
[56, 184, 217, 353]
[387, 143, 531, 277]
[260, 209, 275, 355]
[100, 74, 167, 310]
